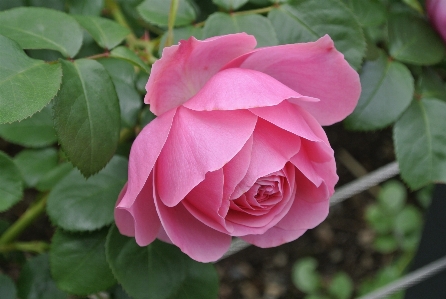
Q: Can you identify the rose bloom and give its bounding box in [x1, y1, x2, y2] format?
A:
[427, 0, 446, 42]
[115, 33, 360, 262]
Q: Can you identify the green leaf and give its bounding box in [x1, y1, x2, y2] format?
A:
[159, 26, 203, 55]
[388, 13, 445, 65]
[0, 151, 23, 212]
[291, 257, 320, 293]
[343, 0, 387, 27]
[373, 235, 398, 253]
[17, 254, 68, 299]
[137, 0, 197, 27]
[47, 155, 127, 231]
[68, 0, 104, 16]
[110, 46, 151, 73]
[345, 53, 414, 130]
[14, 148, 58, 188]
[73, 15, 130, 50]
[268, 0, 366, 70]
[106, 225, 219, 299]
[378, 180, 407, 214]
[0, 104, 57, 147]
[98, 58, 142, 128]
[53, 59, 120, 177]
[365, 204, 393, 234]
[35, 162, 73, 192]
[203, 12, 278, 47]
[0, 273, 17, 299]
[212, 0, 249, 11]
[0, 35, 62, 124]
[28, 0, 65, 11]
[393, 99, 446, 189]
[394, 205, 422, 235]
[327, 272, 353, 299]
[50, 228, 116, 295]
[0, 7, 83, 57]
[417, 68, 446, 102]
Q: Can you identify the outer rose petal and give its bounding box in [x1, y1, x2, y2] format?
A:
[115, 174, 161, 246]
[156, 107, 257, 207]
[154, 186, 232, 263]
[224, 35, 361, 125]
[119, 109, 176, 210]
[427, 0, 446, 42]
[182, 169, 234, 234]
[241, 227, 307, 248]
[183, 68, 318, 111]
[145, 33, 257, 115]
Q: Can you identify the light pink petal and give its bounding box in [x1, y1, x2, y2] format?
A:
[115, 174, 161, 246]
[183, 68, 317, 111]
[222, 136, 253, 203]
[241, 227, 307, 248]
[182, 169, 233, 233]
[156, 107, 257, 207]
[157, 226, 172, 244]
[231, 119, 301, 199]
[249, 100, 321, 142]
[120, 109, 176, 210]
[224, 35, 361, 125]
[145, 33, 257, 115]
[276, 170, 331, 231]
[154, 190, 231, 262]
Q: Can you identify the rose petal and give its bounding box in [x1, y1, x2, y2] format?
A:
[154, 188, 232, 262]
[231, 119, 301, 199]
[183, 68, 317, 111]
[115, 174, 161, 246]
[275, 170, 331, 231]
[222, 136, 253, 203]
[119, 109, 176, 212]
[249, 100, 321, 142]
[182, 169, 233, 233]
[146, 33, 257, 115]
[241, 227, 307, 248]
[224, 35, 361, 125]
[156, 107, 257, 207]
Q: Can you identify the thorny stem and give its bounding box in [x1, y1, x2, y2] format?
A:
[0, 194, 48, 245]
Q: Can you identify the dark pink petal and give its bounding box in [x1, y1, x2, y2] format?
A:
[115, 174, 161, 246]
[249, 100, 321, 142]
[120, 109, 176, 210]
[275, 170, 331, 231]
[232, 119, 301, 199]
[224, 35, 361, 125]
[145, 33, 257, 115]
[241, 227, 306, 248]
[222, 136, 253, 205]
[427, 0, 446, 42]
[183, 169, 233, 234]
[156, 107, 257, 207]
[154, 191, 231, 262]
[183, 68, 316, 111]
[228, 163, 297, 236]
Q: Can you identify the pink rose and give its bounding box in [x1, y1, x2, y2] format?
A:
[115, 33, 360, 262]
[427, 0, 446, 42]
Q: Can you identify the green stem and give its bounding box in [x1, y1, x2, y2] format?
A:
[105, 0, 137, 44]
[0, 194, 48, 245]
[0, 241, 50, 254]
[165, 0, 180, 48]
